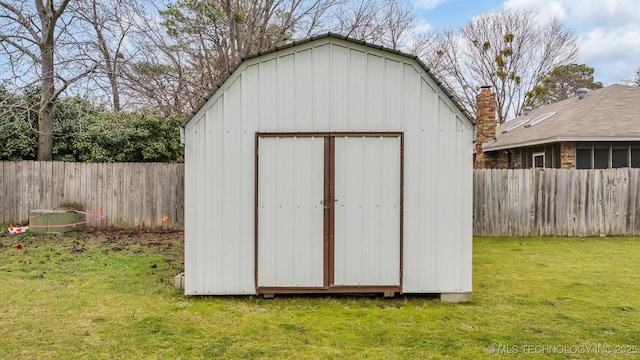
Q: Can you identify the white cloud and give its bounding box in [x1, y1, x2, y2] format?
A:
[413, 0, 451, 10]
[503, 0, 567, 21]
[412, 21, 434, 35]
[579, 25, 640, 84]
[501, 0, 640, 84]
[562, 0, 640, 25]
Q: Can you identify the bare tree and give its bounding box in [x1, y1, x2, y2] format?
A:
[122, 0, 339, 116]
[0, 0, 97, 160]
[329, 0, 420, 50]
[428, 10, 578, 123]
[70, 0, 148, 112]
[122, 32, 198, 116]
[129, 0, 437, 116]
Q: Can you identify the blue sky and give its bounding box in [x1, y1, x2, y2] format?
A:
[416, 0, 503, 29]
[412, 0, 640, 86]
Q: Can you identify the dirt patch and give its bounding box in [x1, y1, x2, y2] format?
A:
[88, 229, 184, 267]
[1, 228, 185, 271]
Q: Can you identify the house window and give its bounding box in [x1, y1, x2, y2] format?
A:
[593, 144, 609, 169]
[533, 152, 545, 168]
[518, 145, 560, 169]
[546, 144, 561, 168]
[612, 145, 629, 168]
[520, 148, 532, 168]
[576, 145, 592, 169]
[575, 142, 640, 169]
[632, 145, 640, 168]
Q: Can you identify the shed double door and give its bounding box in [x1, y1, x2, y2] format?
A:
[257, 134, 401, 292]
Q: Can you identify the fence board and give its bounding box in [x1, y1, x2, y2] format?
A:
[630, 169, 640, 234]
[474, 168, 640, 237]
[556, 170, 569, 236]
[1, 161, 184, 230]
[105, 163, 115, 228]
[113, 163, 124, 228]
[88, 163, 98, 218]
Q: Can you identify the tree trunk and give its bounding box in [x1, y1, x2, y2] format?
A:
[38, 42, 55, 161]
[224, 0, 238, 63]
[108, 71, 121, 111]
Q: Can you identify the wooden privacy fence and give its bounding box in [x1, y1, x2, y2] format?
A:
[4, 163, 640, 235]
[0, 161, 184, 230]
[474, 168, 640, 237]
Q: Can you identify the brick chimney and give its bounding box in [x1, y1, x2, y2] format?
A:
[474, 85, 497, 169]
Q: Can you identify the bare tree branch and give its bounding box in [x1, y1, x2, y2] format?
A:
[427, 10, 578, 123]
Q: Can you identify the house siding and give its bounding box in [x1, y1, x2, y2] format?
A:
[561, 142, 576, 169]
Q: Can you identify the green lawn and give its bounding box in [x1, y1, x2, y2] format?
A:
[1, 230, 639, 359]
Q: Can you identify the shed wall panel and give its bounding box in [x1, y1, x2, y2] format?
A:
[331, 45, 349, 131]
[277, 55, 295, 129]
[239, 89, 258, 293]
[244, 64, 260, 127]
[436, 100, 460, 291]
[348, 49, 367, 131]
[203, 101, 224, 293]
[458, 117, 474, 291]
[366, 54, 385, 129]
[384, 59, 403, 130]
[259, 59, 277, 131]
[294, 49, 314, 131]
[402, 80, 441, 292]
[312, 44, 331, 131]
[221, 78, 254, 293]
[184, 121, 197, 293]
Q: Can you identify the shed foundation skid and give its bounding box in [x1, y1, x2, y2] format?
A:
[440, 292, 472, 303]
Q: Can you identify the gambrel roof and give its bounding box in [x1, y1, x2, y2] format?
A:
[184, 33, 474, 127]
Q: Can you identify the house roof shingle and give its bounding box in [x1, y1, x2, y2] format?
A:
[484, 84, 640, 151]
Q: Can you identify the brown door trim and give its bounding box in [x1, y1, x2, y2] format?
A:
[323, 136, 331, 288]
[255, 132, 403, 294]
[328, 136, 336, 287]
[399, 135, 404, 288]
[254, 133, 260, 288]
[257, 285, 402, 295]
[256, 132, 403, 137]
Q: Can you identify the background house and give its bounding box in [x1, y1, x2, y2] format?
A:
[475, 84, 640, 169]
[182, 34, 475, 301]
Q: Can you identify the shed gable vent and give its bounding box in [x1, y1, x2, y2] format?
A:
[524, 112, 556, 128]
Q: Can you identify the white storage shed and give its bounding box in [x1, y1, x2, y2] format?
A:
[182, 34, 474, 301]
